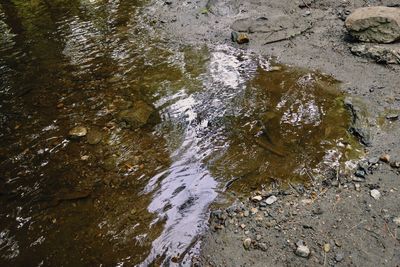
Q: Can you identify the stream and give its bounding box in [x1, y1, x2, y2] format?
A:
[0, 0, 362, 266]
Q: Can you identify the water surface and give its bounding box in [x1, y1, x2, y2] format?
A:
[0, 1, 362, 266]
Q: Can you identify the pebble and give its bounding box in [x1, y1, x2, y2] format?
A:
[380, 154, 390, 163]
[256, 234, 262, 241]
[250, 207, 258, 214]
[243, 238, 252, 249]
[86, 128, 103, 145]
[323, 243, 330, 253]
[244, 210, 249, 217]
[370, 189, 381, 200]
[354, 183, 361, 191]
[252, 195, 263, 202]
[393, 217, 400, 226]
[240, 224, 246, 229]
[386, 113, 399, 121]
[68, 126, 87, 138]
[295, 245, 310, 258]
[265, 195, 277, 205]
[335, 253, 344, 262]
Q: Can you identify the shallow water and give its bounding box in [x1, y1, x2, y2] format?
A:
[0, 1, 362, 266]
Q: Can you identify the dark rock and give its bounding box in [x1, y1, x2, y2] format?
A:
[118, 100, 157, 128]
[344, 97, 372, 146]
[103, 156, 117, 171]
[86, 128, 103, 145]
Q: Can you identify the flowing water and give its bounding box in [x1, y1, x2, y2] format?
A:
[0, 1, 363, 266]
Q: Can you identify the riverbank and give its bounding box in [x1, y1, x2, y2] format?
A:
[144, 0, 400, 265]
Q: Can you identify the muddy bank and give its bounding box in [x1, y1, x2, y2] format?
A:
[144, 0, 400, 265]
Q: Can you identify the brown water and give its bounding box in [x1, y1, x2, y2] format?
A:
[0, 1, 363, 266]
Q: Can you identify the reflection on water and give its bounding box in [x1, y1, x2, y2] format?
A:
[0, 0, 362, 266]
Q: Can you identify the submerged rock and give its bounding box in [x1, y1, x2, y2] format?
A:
[118, 100, 157, 128]
[68, 126, 87, 139]
[350, 44, 400, 64]
[87, 128, 103, 145]
[345, 6, 400, 43]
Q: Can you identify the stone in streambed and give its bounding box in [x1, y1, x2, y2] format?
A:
[68, 126, 87, 139]
[345, 6, 400, 43]
[118, 100, 157, 128]
[87, 128, 103, 145]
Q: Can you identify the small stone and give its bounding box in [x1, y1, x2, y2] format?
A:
[244, 210, 249, 217]
[368, 157, 379, 164]
[252, 195, 263, 202]
[335, 253, 344, 262]
[295, 245, 310, 258]
[323, 243, 330, 253]
[393, 217, 400, 226]
[257, 242, 268, 251]
[250, 207, 258, 214]
[354, 183, 361, 191]
[370, 189, 381, 200]
[81, 155, 89, 161]
[240, 224, 246, 229]
[390, 161, 400, 168]
[87, 128, 103, 145]
[231, 31, 249, 44]
[386, 113, 399, 121]
[380, 154, 390, 163]
[265, 195, 277, 205]
[270, 66, 282, 72]
[256, 234, 262, 241]
[243, 238, 252, 249]
[68, 126, 87, 138]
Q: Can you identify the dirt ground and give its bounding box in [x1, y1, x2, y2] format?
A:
[144, 0, 400, 266]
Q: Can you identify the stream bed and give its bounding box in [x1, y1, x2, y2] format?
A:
[0, 0, 363, 266]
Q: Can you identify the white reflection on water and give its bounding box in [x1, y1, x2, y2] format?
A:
[141, 45, 259, 266]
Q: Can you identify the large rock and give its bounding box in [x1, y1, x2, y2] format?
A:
[350, 43, 400, 64]
[345, 6, 400, 43]
[118, 100, 157, 128]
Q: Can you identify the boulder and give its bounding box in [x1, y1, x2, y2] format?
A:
[350, 43, 400, 64]
[118, 100, 157, 128]
[345, 6, 400, 43]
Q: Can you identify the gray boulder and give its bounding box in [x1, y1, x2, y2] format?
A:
[351, 43, 400, 64]
[345, 6, 400, 43]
